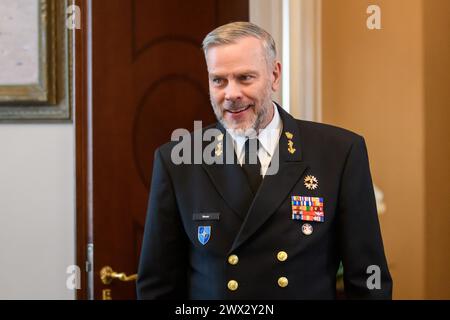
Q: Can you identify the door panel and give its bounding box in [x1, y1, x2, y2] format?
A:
[84, 0, 248, 300]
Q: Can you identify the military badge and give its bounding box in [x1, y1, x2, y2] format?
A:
[215, 134, 224, 156]
[291, 196, 324, 222]
[198, 226, 211, 245]
[304, 175, 319, 190]
[301, 223, 313, 235]
[285, 131, 296, 154]
[287, 140, 296, 154]
[214, 143, 223, 157]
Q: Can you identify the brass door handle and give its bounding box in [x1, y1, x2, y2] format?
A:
[100, 266, 137, 285]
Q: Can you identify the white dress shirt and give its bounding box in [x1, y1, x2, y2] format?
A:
[227, 103, 283, 177]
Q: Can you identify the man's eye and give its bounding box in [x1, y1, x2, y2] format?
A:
[212, 78, 223, 85]
[240, 75, 253, 81]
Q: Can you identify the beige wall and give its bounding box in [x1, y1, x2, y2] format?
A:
[424, 0, 450, 300]
[322, 0, 450, 299]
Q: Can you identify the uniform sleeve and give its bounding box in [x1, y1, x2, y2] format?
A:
[136, 148, 188, 299]
[337, 136, 393, 299]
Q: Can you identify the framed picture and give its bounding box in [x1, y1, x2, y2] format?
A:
[0, 0, 72, 121]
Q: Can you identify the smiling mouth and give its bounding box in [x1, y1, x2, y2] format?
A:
[226, 104, 253, 114]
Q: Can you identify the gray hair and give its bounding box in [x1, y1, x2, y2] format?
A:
[202, 21, 277, 64]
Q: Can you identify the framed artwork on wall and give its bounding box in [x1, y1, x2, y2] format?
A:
[0, 0, 72, 121]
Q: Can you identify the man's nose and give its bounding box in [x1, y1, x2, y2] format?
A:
[224, 81, 242, 101]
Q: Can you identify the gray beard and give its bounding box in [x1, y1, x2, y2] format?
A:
[210, 89, 273, 137]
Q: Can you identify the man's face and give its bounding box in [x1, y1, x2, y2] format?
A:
[205, 37, 281, 135]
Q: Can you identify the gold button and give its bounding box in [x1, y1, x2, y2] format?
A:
[228, 254, 239, 265]
[278, 277, 289, 288]
[227, 280, 239, 291]
[277, 251, 288, 262]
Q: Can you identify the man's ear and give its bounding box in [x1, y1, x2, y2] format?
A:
[271, 61, 282, 92]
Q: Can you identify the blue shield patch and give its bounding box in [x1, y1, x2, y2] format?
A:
[198, 226, 211, 245]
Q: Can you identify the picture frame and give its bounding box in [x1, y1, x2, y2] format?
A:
[0, 0, 72, 121]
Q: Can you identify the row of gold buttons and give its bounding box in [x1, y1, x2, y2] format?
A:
[227, 277, 288, 291]
[228, 251, 288, 266]
[226, 251, 289, 291]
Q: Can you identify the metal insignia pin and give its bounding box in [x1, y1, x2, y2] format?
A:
[302, 223, 313, 235]
[215, 134, 224, 156]
[285, 132, 296, 154]
[215, 143, 223, 156]
[287, 140, 296, 154]
[198, 226, 211, 245]
[304, 175, 319, 190]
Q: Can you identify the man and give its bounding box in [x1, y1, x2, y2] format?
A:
[137, 22, 392, 299]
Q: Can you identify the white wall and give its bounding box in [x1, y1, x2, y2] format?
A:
[250, 0, 322, 121]
[0, 124, 75, 299]
[250, 0, 283, 105]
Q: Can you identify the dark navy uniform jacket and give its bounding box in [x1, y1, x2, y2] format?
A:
[137, 103, 392, 299]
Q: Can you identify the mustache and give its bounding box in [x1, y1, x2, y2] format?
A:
[222, 101, 254, 111]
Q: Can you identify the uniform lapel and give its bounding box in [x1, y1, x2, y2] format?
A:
[201, 124, 254, 220]
[229, 104, 308, 253]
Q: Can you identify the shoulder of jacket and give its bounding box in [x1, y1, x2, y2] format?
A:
[297, 119, 364, 146]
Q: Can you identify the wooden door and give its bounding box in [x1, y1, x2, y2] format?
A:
[75, 0, 248, 300]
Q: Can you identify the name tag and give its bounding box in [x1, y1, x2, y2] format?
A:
[192, 213, 220, 221]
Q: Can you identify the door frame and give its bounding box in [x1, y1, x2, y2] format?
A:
[74, 0, 93, 300]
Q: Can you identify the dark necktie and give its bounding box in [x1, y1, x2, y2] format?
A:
[242, 138, 262, 195]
